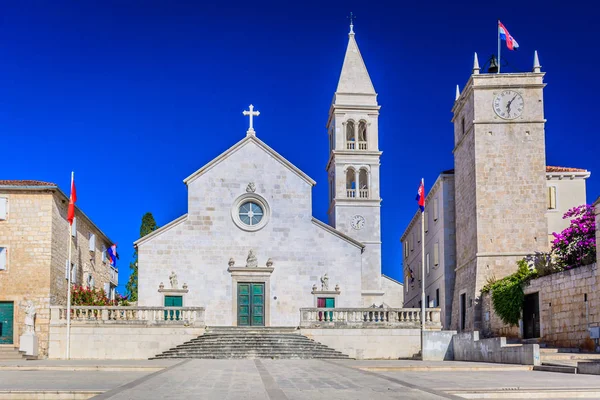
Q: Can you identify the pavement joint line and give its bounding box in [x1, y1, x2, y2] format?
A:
[321, 360, 463, 400]
[254, 359, 289, 400]
[89, 359, 193, 400]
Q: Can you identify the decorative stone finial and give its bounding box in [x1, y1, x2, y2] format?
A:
[312, 283, 317, 292]
[242, 104, 260, 136]
[455, 85, 460, 101]
[335, 283, 340, 292]
[246, 249, 258, 268]
[246, 182, 256, 193]
[472, 52, 480, 75]
[533, 50, 541, 73]
[159, 282, 164, 290]
[183, 282, 188, 290]
[266, 258, 273, 267]
[228, 258, 235, 267]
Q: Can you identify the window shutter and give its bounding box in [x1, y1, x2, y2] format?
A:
[0, 247, 6, 270]
[71, 263, 77, 284]
[424, 212, 429, 233]
[101, 246, 107, 263]
[433, 197, 439, 221]
[426, 253, 430, 274]
[0, 198, 7, 220]
[65, 260, 69, 280]
[548, 186, 557, 210]
[434, 242, 440, 266]
[71, 217, 77, 238]
[89, 233, 96, 252]
[410, 234, 414, 251]
[104, 283, 110, 296]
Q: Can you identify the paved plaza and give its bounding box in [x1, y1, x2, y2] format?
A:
[2, 359, 600, 399]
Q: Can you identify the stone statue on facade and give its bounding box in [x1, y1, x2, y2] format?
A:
[266, 258, 273, 268]
[320, 274, 329, 291]
[246, 182, 256, 193]
[22, 300, 36, 335]
[228, 258, 235, 267]
[169, 271, 178, 289]
[246, 250, 258, 268]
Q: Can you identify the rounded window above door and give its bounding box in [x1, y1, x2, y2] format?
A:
[231, 193, 270, 232]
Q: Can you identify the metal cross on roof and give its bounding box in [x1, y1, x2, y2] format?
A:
[242, 104, 260, 135]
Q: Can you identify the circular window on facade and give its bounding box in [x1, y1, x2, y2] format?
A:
[239, 201, 263, 226]
[231, 193, 270, 232]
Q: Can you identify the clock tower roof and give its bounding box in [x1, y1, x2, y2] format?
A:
[336, 29, 376, 95]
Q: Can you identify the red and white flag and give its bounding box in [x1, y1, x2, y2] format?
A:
[67, 172, 77, 225]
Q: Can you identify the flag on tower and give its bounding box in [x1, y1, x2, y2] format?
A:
[498, 21, 519, 51]
[67, 172, 77, 225]
[416, 179, 425, 212]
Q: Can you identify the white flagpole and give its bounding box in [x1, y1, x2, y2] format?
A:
[497, 20, 501, 74]
[420, 178, 426, 358]
[66, 171, 73, 360]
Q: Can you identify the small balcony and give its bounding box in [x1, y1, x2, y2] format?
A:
[346, 141, 368, 150]
[346, 189, 356, 198]
[359, 189, 369, 198]
[110, 266, 118, 286]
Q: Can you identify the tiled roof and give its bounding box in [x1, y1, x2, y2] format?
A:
[0, 180, 57, 187]
[546, 166, 588, 173]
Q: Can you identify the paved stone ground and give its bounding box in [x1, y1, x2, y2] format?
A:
[2, 360, 600, 399]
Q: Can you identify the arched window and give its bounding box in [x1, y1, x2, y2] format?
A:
[346, 169, 356, 198]
[346, 121, 355, 149]
[358, 121, 367, 149]
[359, 169, 369, 198]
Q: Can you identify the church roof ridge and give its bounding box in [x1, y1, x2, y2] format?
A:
[311, 217, 364, 249]
[134, 214, 188, 247]
[335, 30, 376, 95]
[183, 135, 316, 187]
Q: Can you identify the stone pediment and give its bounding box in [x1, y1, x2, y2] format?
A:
[183, 135, 316, 187]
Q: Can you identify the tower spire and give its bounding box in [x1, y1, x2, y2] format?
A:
[533, 50, 541, 73]
[472, 52, 480, 75]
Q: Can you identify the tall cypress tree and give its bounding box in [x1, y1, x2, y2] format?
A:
[126, 212, 158, 301]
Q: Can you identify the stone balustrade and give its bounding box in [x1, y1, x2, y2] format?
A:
[299, 308, 442, 330]
[50, 306, 205, 326]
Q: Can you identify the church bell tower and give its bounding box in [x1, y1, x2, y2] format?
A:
[326, 22, 383, 303]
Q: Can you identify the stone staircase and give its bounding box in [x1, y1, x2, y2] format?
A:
[151, 326, 350, 360]
[0, 346, 33, 361]
[534, 347, 600, 374]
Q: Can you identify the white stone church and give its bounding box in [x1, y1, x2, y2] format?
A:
[135, 26, 403, 327]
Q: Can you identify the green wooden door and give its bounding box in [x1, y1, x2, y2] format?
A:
[238, 283, 264, 326]
[0, 302, 14, 344]
[164, 296, 182, 320]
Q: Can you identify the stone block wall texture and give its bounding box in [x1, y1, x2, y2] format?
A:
[0, 189, 113, 357]
[452, 331, 540, 365]
[452, 73, 549, 332]
[138, 140, 365, 326]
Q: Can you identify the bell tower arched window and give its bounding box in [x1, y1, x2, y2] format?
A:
[359, 169, 369, 198]
[346, 120, 356, 149]
[358, 121, 367, 150]
[346, 169, 356, 198]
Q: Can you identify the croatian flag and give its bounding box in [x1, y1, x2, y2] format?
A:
[498, 21, 519, 51]
[107, 244, 119, 267]
[416, 179, 425, 212]
[67, 172, 77, 225]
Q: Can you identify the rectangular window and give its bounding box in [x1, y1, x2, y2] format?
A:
[404, 241, 408, 259]
[102, 246, 107, 263]
[405, 277, 409, 293]
[0, 198, 7, 220]
[417, 228, 421, 243]
[548, 186, 557, 210]
[426, 253, 430, 275]
[0, 247, 6, 270]
[89, 233, 96, 252]
[410, 233, 414, 252]
[70, 263, 77, 284]
[460, 293, 467, 330]
[434, 242, 440, 266]
[436, 288, 440, 307]
[71, 217, 77, 238]
[426, 295, 430, 308]
[433, 197, 439, 221]
[424, 212, 429, 233]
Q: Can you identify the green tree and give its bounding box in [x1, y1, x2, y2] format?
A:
[126, 212, 158, 301]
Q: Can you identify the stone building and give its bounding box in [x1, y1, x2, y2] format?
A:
[402, 166, 589, 331]
[0, 180, 115, 356]
[136, 26, 403, 326]
[401, 171, 455, 329]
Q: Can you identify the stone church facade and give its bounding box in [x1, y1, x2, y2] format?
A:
[136, 27, 402, 327]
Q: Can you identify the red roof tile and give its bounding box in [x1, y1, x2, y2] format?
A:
[546, 166, 588, 173]
[0, 180, 57, 187]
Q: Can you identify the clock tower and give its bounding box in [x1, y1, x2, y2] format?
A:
[326, 23, 383, 304]
[450, 52, 549, 331]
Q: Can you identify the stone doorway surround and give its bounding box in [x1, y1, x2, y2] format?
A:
[228, 265, 274, 327]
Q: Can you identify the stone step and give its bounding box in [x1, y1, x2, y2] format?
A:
[206, 327, 299, 334]
[540, 347, 581, 353]
[0, 347, 28, 360]
[152, 354, 349, 360]
[541, 353, 600, 360]
[534, 364, 578, 374]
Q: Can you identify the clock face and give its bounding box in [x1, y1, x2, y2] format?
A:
[493, 90, 524, 120]
[351, 215, 365, 230]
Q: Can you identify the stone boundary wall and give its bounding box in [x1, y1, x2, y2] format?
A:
[452, 331, 540, 365]
[48, 325, 204, 359]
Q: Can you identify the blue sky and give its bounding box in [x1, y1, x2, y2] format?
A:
[1, 1, 597, 293]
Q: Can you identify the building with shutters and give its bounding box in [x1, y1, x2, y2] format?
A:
[0, 180, 115, 357]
